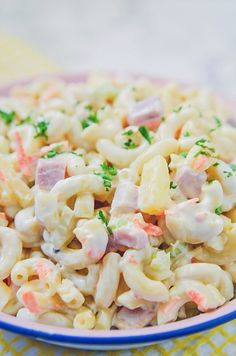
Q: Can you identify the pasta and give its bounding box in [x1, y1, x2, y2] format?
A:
[0, 74, 235, 330]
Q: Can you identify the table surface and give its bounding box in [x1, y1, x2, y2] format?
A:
[0, 0, 236, 98]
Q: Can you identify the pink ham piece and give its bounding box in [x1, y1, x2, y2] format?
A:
[112, 224, 149, 249]
[36, 158, 66, 190]
[127, 97, 163, 128]
[113, 305, 156, 329]
[111, 181, 138, 215]
[175, 166, 206, 199]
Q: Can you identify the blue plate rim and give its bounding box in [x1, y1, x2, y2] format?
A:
[0, 310, 236, 345]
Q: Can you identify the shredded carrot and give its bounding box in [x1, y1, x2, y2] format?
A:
[35, 261, 51, 280]
[133, 218, 162, 236]
[40, 87, 58, 102]
[15, 132, 34, 177]
[22, 291, 41, 313]
[193, 154, 209, 171]
[145, 119, 160, 130]
[0, 170, 6, 181]
[186, 289, 208, 311]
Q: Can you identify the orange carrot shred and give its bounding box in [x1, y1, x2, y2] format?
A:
[22, 291, 41, 313]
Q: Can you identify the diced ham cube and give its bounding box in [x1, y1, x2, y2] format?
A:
[111, 181, 138, 215]
[113, 305, 156, 329]
[175, 166, 206, 199]
[127, 97, 163, 128]
[112, 223, 149, 249]
[36, 158, 66, 190]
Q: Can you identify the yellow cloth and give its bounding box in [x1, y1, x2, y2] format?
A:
[0, 33, 235, 356]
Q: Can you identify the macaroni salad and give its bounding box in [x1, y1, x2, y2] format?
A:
[0, 75, 236, 330]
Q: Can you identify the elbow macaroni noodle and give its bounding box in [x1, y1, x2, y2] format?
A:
[0, 75, 235, 330]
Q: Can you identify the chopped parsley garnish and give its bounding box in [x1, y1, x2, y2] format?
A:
[208, 179, 215, 184]
[213, 162, 219, 167]
[194, 138, 215, 157]
[85, 104, 93, 111]
[195, 138, 215, 152]
[180, 152, 188, 158]
[170, 181, 177, 189]
[138, 126, 153, 144]
[215, 206, 222, 215]
[45, 150, 58, 158]
[210, 116, 222, 132]
[42, 147, 81, 159]
[81, 112, 99, 129]
[16, 116, 31, 125]
[97, 210, 112, 234]
[34, 121, 49, 140]
[123, 138, 137, 150]
[122, 129, 134, 136]
[223, 170, 233, 178]
[94, 162, 117, 191]
[0, 110, 15, 125]
[194, 150, 211, 158]
[173, 106, 182, 113]
[230, 163, 236, 172]
[161, 116, 166, 122]
[100, 162, 117, 176]
[183, 131, 190, 137]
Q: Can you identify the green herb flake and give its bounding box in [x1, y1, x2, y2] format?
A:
[0, 110, 16, 125]
[183, 131, 190, 137]
[213, 162, 219, 167]
[42, 148, 81, 159]
[161, 116, 166, 123]
[194, 150, 211, 158]
[208, 179, 215, 184]
[210, 116, 222, 133]
[122, 129, 134, 136]
[180, 152, 188, 158]
[138, 126, 153, 144]
[100, 162, 117, 176]
[230, 163, 236, 172]
[170, 181, 177, 189]
[195, 138, 215, 152]
[94, 162, 117, 191]
[34, 121, 49, 140]
[223, 170, 233, 178]
[215, 206, 222, 215]
[81, 112, 99, 129]
[173, 106, 182, 113]
[97, 210, 112, 234]
[194, 138, 216, 157]
[123, 138, 137, 150]
[46, 150, 58, 158]
[16, 116, 31, 126]
[85, 104, 93, 111]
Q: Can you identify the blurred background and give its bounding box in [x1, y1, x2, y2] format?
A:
[0, 0, 236, 97]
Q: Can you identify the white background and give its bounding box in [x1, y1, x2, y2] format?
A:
[0, 0, 236, 97]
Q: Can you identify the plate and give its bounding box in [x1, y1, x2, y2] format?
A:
[0, 74, 236, 350]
